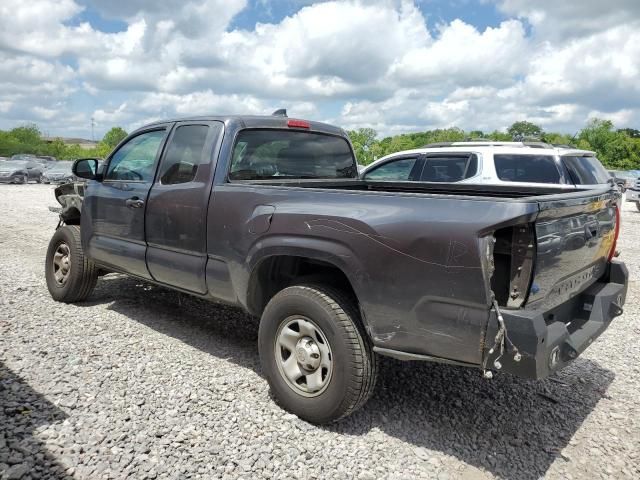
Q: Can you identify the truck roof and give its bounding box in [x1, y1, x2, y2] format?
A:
[140, 114, 347, 137]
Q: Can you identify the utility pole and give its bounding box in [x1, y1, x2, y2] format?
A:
[91, 117, 96, 141]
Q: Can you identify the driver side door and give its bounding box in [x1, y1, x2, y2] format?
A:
[82, 126, 170, 279]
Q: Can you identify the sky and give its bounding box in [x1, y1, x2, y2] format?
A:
[0, 0, 639, 140]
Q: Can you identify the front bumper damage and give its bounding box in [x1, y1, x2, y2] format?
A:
[483, 260, 628, 379]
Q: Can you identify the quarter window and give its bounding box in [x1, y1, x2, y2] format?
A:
[494, 154, 561, 184]
[159, 125, 209, 185]
[562, 156, 610, 185]
[105, 130, 165, 182]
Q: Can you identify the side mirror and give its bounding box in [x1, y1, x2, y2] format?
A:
[73, 158, 101, 181]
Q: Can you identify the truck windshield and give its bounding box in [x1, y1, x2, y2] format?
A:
[562, 156, 610, 185]
[229, 130, 356, 180]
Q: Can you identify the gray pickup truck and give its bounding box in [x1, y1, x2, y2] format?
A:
[45, 113, 628, 423]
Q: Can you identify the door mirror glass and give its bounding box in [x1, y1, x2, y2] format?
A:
[73, 158, 99, 180]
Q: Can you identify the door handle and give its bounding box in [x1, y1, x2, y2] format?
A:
[125, 197, 145, 209]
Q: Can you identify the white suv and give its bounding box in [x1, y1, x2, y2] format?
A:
[361, 141, 613, 190]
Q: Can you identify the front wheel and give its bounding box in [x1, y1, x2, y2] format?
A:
[45, 225, 98, 302]
[259, 284, 377, 423]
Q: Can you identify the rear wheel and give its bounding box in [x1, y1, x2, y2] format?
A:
[258, 284, 377, 423]
[45, 225, 98, 302]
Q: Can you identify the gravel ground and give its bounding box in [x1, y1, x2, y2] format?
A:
[1, 184, 639, 480]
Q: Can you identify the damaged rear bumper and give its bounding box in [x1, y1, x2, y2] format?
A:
[484, 260, 628, 379]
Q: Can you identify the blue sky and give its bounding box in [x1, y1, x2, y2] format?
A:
[229, 0, 506, 31]
[1, 0, 639, 139]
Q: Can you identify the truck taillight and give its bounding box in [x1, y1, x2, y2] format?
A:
[608, 204, 620, 262]
[490, 224, 535, 308]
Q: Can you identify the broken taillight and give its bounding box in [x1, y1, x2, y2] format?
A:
[608, 204, 620, 262]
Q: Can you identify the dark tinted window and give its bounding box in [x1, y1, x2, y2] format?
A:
[106, 130, 165, 182]
[229, 130, 356, 180]
[364, 158, 418, 181]
[160, 125, 209, 185]
[421, 155, 478, 182]
[562, 156, 610, 185]
[494, 154, 561, 183]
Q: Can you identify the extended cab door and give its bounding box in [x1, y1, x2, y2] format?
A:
[145, 121, 223, 293]
[82, 126, 170, 278]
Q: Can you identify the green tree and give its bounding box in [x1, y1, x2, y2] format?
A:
[0, 131, 22, 156]
[577, 118, 640, 170]
[46, 138, 67, 159]
[507, 121, 543, 139]
[348, 128, 378, 165]
[102, 127, 128, 148]
[10, 124, 42, 146]
[486, 130, 512, 141]
[541, 132, 576, 146]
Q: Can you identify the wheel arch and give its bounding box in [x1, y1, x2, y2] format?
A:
[245, 241, 368, 323]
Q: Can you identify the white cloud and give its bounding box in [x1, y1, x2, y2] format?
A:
[0, 0, 638, 139]
[390, 19, 528, 87]
[494, 0, 640, 41]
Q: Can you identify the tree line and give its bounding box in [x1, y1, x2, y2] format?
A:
[0, 124, 128, 160]
[1, 119, 640, 171]
[348, 119, 640, 171]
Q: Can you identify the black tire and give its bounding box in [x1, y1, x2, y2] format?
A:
[259, 284, 377, 423]
[636, 202, 640, 212]
[45, 225, 98, 302]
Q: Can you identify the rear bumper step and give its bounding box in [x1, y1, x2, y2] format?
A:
[484, 260, 628, 379]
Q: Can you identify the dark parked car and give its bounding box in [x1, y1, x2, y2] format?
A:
[35, 155, 59, 169]
[0, 159, 44, 184]
[42, 162, 76, 184]
[45, 113, 627, 423]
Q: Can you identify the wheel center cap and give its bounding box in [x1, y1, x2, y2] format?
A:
[295, 337, 321, 371]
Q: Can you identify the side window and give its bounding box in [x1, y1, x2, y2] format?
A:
[364, 158, 419, 181]
[105, 130, 165, 182]
[494, 154, 561, 184]
[159, 125, 209, 185]
[421, 155, 478, 182]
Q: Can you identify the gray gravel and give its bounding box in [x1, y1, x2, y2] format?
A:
[1, 184, 639, 480]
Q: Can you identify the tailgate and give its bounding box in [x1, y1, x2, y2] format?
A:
[526, 189, 618, 310]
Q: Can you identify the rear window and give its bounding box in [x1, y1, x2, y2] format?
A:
[494, 154, 561, 184]
[562, 156, 610, 185]
[229, 130, 356, 180]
